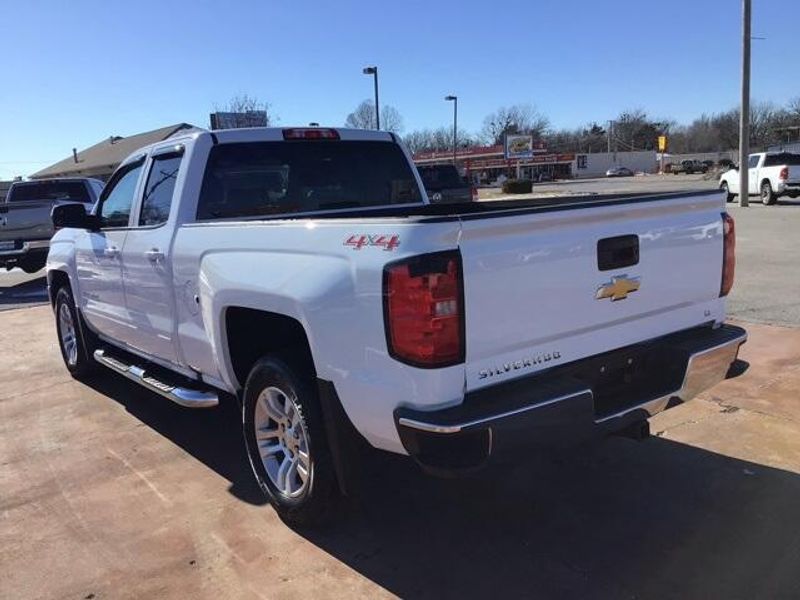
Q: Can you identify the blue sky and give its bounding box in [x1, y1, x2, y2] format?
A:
[1, 0, 797, 179]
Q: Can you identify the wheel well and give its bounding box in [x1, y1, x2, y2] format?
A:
[225, 307, 316, 389]
[761, 178, 772, 189]
[47, 270, 70, 307]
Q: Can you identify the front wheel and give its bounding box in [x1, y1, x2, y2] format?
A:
[242, 355, 338, 525]
[761, 180, 777, 205]
[54, 286, 98, 378]
[720, 181, 734, 203]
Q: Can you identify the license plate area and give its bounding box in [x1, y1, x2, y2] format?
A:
[564, 343, 687, 420]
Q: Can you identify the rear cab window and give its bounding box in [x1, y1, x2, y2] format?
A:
[8, 181, 91, 203]
[197, 140, 422, 220]
[764, 153, 800, 167]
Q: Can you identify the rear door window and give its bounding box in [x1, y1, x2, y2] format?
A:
[139, 153, 183, 226]
[197, 141, 422, 220]
[8, 181, 91, 203]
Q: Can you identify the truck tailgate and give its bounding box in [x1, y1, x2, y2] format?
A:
[0, 201, 54, 242]
[459, 192, 727, 391]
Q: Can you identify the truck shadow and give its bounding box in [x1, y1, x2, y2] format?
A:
[84, 371, 799, 598]
[83, 372, 267, 506]
[305, 434, 800, 599]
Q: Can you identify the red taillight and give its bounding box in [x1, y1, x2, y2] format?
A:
[384, 251, 464, 367]
[720, 212, 735, 297]
[471, 186, 479, 201]
[282, 128, 340, 140]
[779, 166, 789, 180]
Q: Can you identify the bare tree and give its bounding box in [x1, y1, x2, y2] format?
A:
[480, 104, 549, 145]
[787, 97, 800, 119]
[402, 127, 476, 155]
[344, 100, 404, 133]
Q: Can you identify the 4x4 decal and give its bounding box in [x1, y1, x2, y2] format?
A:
[344, 234, 400, 251]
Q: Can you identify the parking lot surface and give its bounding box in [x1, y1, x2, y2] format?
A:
[2, 307, 800, 599]
[2, 176, 800, 599]
[479, 173, 719, 199]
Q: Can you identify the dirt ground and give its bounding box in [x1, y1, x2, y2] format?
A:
[2, 304, 799, 599]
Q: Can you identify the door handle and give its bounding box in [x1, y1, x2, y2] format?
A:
[103, 246, 120, 258]
[145, 248, 165, 263]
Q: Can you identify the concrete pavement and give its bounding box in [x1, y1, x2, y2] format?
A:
[2, 306, 800, 599]
[2, 174, 800, 598]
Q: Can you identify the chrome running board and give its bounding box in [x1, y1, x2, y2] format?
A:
[93, 349, 218, 408]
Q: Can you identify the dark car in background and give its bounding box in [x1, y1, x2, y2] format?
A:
[671, 159, 708, 174]
[416, 164, 477, 203]
[605, 166, 634, 177]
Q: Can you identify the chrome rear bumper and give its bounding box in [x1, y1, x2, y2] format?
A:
[395, 324, 747, 473]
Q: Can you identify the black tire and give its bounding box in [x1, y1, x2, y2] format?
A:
[761, 180, 777, 205]
[720, 182, 734, 203]
[19, 256, 46, 274]
[242, 355, 338, 526]
[54, 286, 98, 378]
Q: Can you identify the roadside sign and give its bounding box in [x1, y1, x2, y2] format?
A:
[504, 134, 534, 160]
[658, 135, 668, 152]
[210, 111, 268, 130]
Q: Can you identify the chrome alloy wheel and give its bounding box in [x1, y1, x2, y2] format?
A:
[58, 302, 78, 366]
[254, 386, 311, 498]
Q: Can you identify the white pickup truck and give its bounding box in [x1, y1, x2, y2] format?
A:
[47, 127, 746, 525]
[719, 151, 800, 205]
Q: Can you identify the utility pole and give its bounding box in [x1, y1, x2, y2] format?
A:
[607, 120, 612, 154]
[738, 0, 751, 207]
[445, 95, 458, 165]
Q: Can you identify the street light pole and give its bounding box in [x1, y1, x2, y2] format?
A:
[362, 66, 380, 130]
[445, 95, 458, 165]
[739, 0, 751, 207]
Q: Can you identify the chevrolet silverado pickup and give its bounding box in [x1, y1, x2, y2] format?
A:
[719, 152, 800, 205]
[47, 126, 745, 525]
[1, 178, 103, 272]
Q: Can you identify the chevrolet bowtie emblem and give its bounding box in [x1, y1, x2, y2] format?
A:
[596, 275, 641, 301]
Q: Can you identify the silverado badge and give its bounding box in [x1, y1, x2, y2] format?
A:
[596, 274, 641, 301]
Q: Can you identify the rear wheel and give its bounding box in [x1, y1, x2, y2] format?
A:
[720, 181, 734, 203]
[242, 355, 338, 525]
[54, 286, 98, 378]
[761, 180, 777, 205]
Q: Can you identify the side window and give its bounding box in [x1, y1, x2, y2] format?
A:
[747, 155, 760, 169]
[98, 160, 145, 228]
[140, 153, 183, 226]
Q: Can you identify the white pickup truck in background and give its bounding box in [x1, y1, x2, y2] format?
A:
[46, 127, 746, 525]
[719, 152, 800, 205]
[1, 178, 103, 272]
